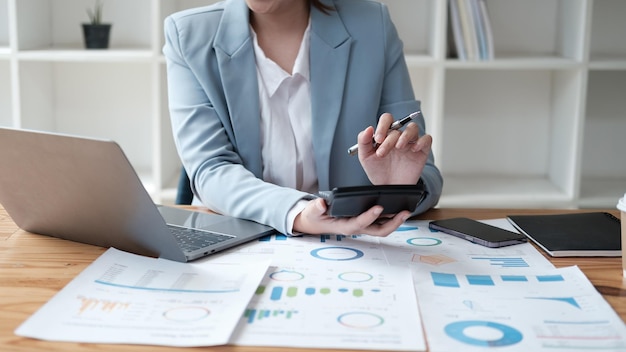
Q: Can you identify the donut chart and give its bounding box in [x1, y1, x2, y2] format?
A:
[406, 237, 442, 246]
[444, 320, 523, 347]
[337, 312, 384, 329]
[310, 247, 364, 261]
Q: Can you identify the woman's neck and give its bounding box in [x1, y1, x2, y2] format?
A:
[250, 2, 310, 74]
[250, 2, 309, 37]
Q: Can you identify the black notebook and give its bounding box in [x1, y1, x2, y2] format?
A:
[507, 212, 621, 257]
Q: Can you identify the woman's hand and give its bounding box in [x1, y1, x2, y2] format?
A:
[358, 112, 432, 185]
[292, 112, 430, 237]
[292, 198, 411, 237]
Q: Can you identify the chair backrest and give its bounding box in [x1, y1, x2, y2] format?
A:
[175, 168, 193, 205]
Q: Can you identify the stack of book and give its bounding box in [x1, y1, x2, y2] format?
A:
[448, 0, 494, 61]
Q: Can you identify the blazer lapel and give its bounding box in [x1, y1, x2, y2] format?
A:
[310, 4, 352, 191]
[213, 0, 263, 177]
[212, 0, 353, 185]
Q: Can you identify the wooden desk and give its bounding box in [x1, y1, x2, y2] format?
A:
[1, 205, 624, 352]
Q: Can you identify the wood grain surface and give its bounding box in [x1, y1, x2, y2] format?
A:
[1, 204, 624, 352]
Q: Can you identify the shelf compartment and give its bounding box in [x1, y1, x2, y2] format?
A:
[439, 69, 584, 207]
[15, 0, 153, 52]
[589, 0, 626, 64]
[406, 65, 444, 161]
[439, 175, 573, 208]
[579, 70, 626, 208]
[578, 177, 625, 209]
[0, 0, 8, 48]
[17, 61, 154, 172]
[469, 0, 587, 61]
[386, 0, 441, 57]
[406, 66, 439, 130]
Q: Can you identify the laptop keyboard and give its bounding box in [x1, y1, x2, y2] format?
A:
[167, 225, 233, 252]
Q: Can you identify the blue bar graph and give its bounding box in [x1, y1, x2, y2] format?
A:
[466, 275, 495, 286]
[501, 275, 528, 282]
[537, 275, 564, 282]
[430, 272, 566, 288]
[270, 286, 283, 300]
[431, 272, 460, 287]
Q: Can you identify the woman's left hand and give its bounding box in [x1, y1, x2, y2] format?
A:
[357, 112, 432, 185]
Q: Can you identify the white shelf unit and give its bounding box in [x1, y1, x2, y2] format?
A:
[389, 0, 626, 209]
[1, 0, 624, 208]
[1, 0, 182, 204]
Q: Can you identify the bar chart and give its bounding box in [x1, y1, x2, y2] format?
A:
[430, 272, 565, 288]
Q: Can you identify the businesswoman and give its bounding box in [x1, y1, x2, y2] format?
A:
[163, 0, 443, 236]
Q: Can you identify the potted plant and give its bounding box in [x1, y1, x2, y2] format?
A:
[82, 0, 112, 49]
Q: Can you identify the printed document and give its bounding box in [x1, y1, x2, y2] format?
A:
[14, 219, 626, 351]
[15, 248, 269, 347]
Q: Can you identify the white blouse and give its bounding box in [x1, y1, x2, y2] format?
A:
[251, 22, 317, 234]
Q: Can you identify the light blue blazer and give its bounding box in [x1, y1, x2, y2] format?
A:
[163, 0, 443, 234]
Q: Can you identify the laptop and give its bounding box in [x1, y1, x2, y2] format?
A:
[0, 127, 277, 262]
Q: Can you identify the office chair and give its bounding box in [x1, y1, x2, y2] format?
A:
[175, 167, 194, 205]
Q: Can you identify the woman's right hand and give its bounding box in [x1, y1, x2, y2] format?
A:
[292, 198, 410, 237]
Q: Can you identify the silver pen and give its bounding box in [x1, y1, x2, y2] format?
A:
[347, 111, 421, 156]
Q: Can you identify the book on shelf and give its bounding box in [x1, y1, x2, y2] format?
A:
[448, 0, 494, 61]
[448, 0, 466, 60]
[477, 0, 494, 60]
[457, 0, 478, 60]
[507, 212, 621, 257]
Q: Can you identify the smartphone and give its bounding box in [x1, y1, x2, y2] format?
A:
[429, 217, 527, 248]
[318, 184, 427, 218]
